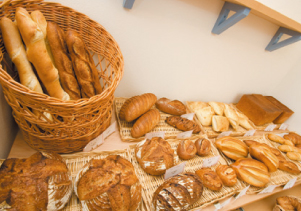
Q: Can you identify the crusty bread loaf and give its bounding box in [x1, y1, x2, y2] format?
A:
[135, 137, 174, 175]
[152, 173, 203, 211]
[215, 136, 249, 160]
[165, 116, 201, 134]
[65, 30, 102, 98]
[47, 21, 81, 100]
[265, 96, 294, 124]
[216, 165, 237, 187]
[119, 93, 157, 122]
[195, 138, 211, 156]
[131, 109, 160, 138]
[195, 168, 223, 191]
[231, 158, 270, 188]
[177, 139, 197, 160]
[212, 115, 229, 132]
[0, 152, 72, 211]
[249, 143, 279, 172]
[15, 7, 70, 100]
[236, 94, 282, 126]
[75, 155, 141, 211]
[155, 97, 186, 115]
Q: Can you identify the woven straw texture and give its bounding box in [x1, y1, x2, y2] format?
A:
[186, 101, 255, 138]
[0, 0, 123, 153]
[264, 132, 301, 181]
[214, 136, 298, 194]
[128, 138, 244, 211]
[115, 97, 205, 142]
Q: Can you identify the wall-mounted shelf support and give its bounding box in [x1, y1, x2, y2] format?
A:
[212, 2, 250, 35]
[265, 27, 301, 51]
[123, 0, 135, 9]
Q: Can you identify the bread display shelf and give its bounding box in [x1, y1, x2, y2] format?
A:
[214, 136, 300, 194]
[128, 138, 244, 211]
[115, 97, 205, 142]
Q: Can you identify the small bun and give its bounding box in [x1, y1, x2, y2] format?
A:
[195, 138, 211, 156]
[177, 139, 197, 160]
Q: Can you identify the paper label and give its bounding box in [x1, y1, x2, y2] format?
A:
[177, 130, 193, 139]
[83, 121, 117, 152]
[244, 130, 256, 137]
[214, 202, 222, 211]
[202, 155, 220, 168]
[279, 123, 289, 130]
[217, 131, 232, 139]
[264, 124, 277, 132]
[283, 177, 297, 190]
[235, 185, 250, 200]
[145, 131, 165, 140]
[221, 197, 233, 208]
[181, 113, 195, 120]
[258, 185, 278, 194]
[164, 162, 186, 180]
[276, 133, 289, 138]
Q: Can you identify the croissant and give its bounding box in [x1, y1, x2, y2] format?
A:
[131, 109, 160, 138]
[165, 116, 201, 134]
[119, 93, 157, 122]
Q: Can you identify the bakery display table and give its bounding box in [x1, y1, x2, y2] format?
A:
[7, 111, 301, 211]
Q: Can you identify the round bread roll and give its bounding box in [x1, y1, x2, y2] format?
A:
[195, 138, 211, 156]
[0, 151, 72, 211]
[195, 168, 223, 191]
[152, 173, 203, 211]
[216, 165, 237, 187]
[177, 139, 197, 160]
[75, 155, 142, 211]
[135, 137, 174, 175]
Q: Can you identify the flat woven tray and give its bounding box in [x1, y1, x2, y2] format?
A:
[264, 132, 301, 181]
[115, 98, 205, 142]
[213, 136, 298, 194]
[128, 138, 244, 211]
[186, 101, 255, 138]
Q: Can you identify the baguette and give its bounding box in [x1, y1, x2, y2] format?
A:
[155, 97, 186, 115]
[119, 93, 157, 122]
[165, 116, 201, 134]
[15, 7, 69, 100]
[65, 30, 102, 98]
[215, 136, 249, 160]
[47, 22, 81, 100]
[131, 109, 160, 138]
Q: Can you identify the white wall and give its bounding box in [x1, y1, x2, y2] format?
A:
[1, 0, 301, 157]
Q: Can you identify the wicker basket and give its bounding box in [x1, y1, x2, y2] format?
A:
[0, 0, 124, 153]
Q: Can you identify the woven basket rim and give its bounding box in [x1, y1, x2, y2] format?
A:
[0, 0, 124, 105]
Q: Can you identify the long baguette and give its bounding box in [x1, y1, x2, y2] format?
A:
[15, 7, 69, 101]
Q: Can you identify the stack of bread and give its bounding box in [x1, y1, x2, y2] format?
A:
[268, 133, 301, 161]
[215, 136, 301, 187]
[188, 101, 254, 133]
[0, 7, 102, 104]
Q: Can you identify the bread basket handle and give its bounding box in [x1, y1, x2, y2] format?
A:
[0, 0, 43, 9]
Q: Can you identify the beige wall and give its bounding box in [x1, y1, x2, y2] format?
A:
[0, 0, 300, 158]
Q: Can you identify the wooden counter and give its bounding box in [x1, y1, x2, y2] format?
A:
[7, 111, 301, 211]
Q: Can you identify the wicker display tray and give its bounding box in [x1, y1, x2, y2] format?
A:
[213, 136, 299, 194]
[115, 97, 205, 142]
[128, 138, 244, 211]
[264, 132, 301, 181]
[186, 101, 256, 138]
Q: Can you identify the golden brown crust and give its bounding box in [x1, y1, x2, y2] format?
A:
[131, 109, 160, 138]
[215, 136, 249, 160]
[195, 138, 211, 156]
[47, 21, 81, 100]
[119, 93, 157, 122]
[216, 165, 237, 187]
[165, 116, 201, 134]
[277, 196, 301, 211]
[65, 30, 102, 98]
[155, 98, 186, 115]
[135, 137, 174, 176]
[177, 139, 197, 160]
[0, 152, 71, 211]
[278, 160, 301, 175]
[195, 168, 223, 191]
[284, 133, 301, 145]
